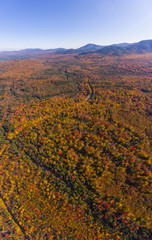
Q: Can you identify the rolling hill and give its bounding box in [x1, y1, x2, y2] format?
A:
[97, 40, 152, 56]
[1, 40, 152, 61]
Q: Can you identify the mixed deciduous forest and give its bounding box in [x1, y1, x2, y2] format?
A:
[0, 51, 152, 239]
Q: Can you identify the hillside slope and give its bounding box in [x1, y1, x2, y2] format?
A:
[97, 40, 152, 56]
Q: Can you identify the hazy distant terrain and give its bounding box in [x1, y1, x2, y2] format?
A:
[1, 40, 152, 61]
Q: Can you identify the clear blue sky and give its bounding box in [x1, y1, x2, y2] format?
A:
[0, 0, 152, 50]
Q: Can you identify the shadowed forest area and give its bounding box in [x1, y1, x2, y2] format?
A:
[0, 51, 152, 239]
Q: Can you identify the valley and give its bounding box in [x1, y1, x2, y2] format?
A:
[0, 45, 152, 239]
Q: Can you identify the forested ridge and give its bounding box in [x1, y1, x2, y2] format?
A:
[0, 52, 152, 239]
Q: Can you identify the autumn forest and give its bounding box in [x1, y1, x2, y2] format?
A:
[0, 47, 152, 239]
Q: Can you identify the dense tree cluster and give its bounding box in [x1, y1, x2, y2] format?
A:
[0, 52, 152, 239]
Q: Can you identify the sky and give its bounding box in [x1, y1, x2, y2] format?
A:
[0, 0, 152, 50]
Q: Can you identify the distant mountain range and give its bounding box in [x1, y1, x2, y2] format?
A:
[96, 40, 152, 56]
[0, 40, 152, 60]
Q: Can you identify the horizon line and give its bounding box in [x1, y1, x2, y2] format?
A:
[0, 39, 152, 52]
